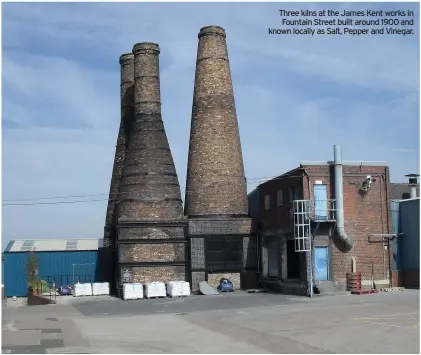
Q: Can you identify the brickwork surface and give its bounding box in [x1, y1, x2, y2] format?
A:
[118, 43, 183, 221]
[119, 243, 185, 263]
[191, 272, 206, 292]
[188, 218, 252, 235]
[190, 237, 205, 269]
[131, 266, 186, 284]
[208, 273, 241, 290]
[185, 26, 248, 217]
[114, 43, 185, 286]
[188, 217, 258, 290]
[119, 226, 185, 240]
[104, 53, 134, 247]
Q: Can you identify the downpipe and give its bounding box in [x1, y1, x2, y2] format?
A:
[333, 145, 354, 253]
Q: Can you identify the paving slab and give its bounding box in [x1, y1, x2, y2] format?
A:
[2, 330, 41, 346]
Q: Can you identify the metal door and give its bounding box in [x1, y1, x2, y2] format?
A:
[267, 237, 278, 277]
[314, 247, 329, 281]
[314, 184, 328, 220]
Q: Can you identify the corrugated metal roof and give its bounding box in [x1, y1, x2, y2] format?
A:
[4, 238, 102, 252]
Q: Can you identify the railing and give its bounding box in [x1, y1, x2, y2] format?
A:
[309, 199, 336, 221]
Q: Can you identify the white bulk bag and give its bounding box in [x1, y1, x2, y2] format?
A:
[123, 283, 135, 300]
[181, 281, 191, 296]
[101, 282, 110, 296]
[82, 283, 92, 296]
[73, 283, 84, 297]
[133, 283, 144, 299]
[145, 282, 166, 298]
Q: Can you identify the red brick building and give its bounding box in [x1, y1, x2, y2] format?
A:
[248, 145, 393, 295]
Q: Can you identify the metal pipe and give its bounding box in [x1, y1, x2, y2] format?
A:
[410, 186, 417, 199]
[333, 145, 354, 252]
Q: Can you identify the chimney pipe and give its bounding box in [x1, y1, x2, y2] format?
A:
[333, 144, 354, 252]
[405, 174, 419, 199]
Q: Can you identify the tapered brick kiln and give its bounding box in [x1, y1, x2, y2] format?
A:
[104, 53, 134, 249]
[185, 26, 258, 291]
[114, 43, 187, 297]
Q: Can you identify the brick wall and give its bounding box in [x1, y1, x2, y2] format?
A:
[257, 164, 392, 287]
[258, 168, 305, 232]
[303, 164, 391, 285]
[131, 266, 185, 284]
[119, 243, 185, 263]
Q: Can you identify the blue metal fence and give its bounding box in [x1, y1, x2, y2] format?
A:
[3, 251, 100, 297]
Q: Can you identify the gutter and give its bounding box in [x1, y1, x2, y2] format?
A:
[333, 145, 354, 253]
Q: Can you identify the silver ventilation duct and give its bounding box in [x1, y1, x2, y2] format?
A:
[333, 144, 354, 253]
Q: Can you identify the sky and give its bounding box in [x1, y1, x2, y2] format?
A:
[2, 2, 419, 248]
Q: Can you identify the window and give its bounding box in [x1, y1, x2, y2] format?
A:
[264, 194, 271, 210]
[207, 237, 243, 271]
[289, 187, 295, 202]
[277, 190, 283, 206]
[289, 186, 302, 202]
[402, 193, 410, 199]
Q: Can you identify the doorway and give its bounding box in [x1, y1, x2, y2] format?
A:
[286, 239, 300, 279]
[314, 184, 328, 220]
[315, 246, 329, 281]
[267, 237, 278, 278]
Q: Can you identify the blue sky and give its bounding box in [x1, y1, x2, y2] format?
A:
[2, 2, 419, 247]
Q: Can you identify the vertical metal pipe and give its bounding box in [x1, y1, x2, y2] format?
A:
[410, 186, 417, 199]
[333, 144, 354, 252]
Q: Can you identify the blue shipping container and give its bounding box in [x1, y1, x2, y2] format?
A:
[3, 251, 100, 297]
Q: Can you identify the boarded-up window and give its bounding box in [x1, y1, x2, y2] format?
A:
[264, 194, 270, 210]
[207, 237, 243, 271]
[277, 190, 283, 206]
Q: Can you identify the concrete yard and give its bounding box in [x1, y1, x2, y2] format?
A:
[2, 290, 420, 354]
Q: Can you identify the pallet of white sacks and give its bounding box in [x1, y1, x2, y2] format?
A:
[73, 282, 93, 297]
[123, 283, 144, 301]
[144, 282, 166, 299]
[166, 281, 191, 298]
[92, 282, 110, 296]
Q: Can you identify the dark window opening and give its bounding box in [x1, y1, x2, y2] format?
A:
[286, 240, 300, 279]
[207, 237, 243, 271]
[402, 192, 410, 199]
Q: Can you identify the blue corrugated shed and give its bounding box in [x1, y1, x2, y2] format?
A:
[397, 198, 420, 270]
[3, 239, 103, 297]
[391, 200, 400, 270]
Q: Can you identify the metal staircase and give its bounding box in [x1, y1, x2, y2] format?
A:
[292, 199, 337, 297]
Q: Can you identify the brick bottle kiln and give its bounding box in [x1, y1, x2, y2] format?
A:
[185, 26, 258, 291]
[104, 53, 134, 249]
[112, 43, 187, 297]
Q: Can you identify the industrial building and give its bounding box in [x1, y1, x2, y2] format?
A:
[3, 239, 104, 297]
[248, 145, 394, 296]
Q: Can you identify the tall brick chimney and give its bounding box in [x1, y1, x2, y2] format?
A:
[115, 43, 187, 294]
[185, 27, 257, 293]
[103, 53, 134, 248]
[184, 26, 248, 217]
[117, 43, 183, 220]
